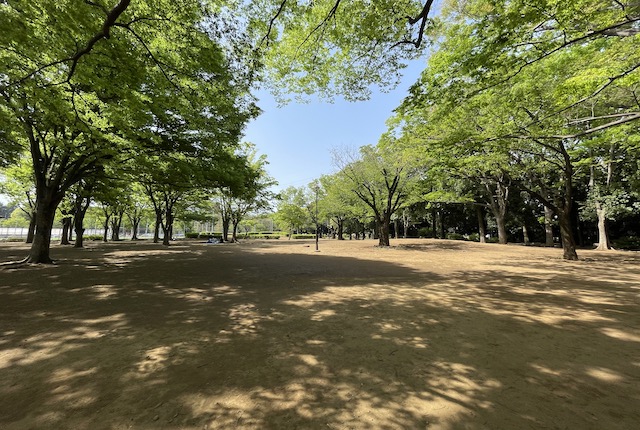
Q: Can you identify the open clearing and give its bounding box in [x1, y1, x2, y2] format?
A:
[1, 239, 639, 429]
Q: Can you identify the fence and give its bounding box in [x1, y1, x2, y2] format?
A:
[0, 227, 184, 240]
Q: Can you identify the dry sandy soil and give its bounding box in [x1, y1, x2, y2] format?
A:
[1, 238, 639, 430]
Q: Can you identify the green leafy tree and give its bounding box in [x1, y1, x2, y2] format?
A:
[0, 0, 255, 263]
[275, 186, 310, 238]
[334, 145, 417, 246]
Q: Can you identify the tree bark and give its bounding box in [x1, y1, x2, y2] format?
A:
[102, 217, 110, 242]
[74, 212, 86, 248]
[27, 191, 62, 264]
[26, 213, 36, 244]
[495, 214, 508, 245]
[378, 214, 391, 246]
[544, 205, 554, 246]
[162, 210, 174, 246]
[522, 225, 530, 245]
[232, 220, 239, 242]
[476, 205, 486, 243]
[130, 218, 140, 240]
[336, 218, 344, 240]
[558, 214, 579, 260]
[60, 217, 72, 245]
[595, 205, 611, 250]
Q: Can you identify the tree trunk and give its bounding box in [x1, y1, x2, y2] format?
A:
[558, 214, 579, 260]
[153, 211, 162, 243]
[60, 217, 72, 245]
[378, 214, 391, 246]
[102, 217, 110, 242]
[438, 211, 445, 239]
[393, 218, 399, 239]
[495, 214, 508, 245]
[131, 218, 140, 240]
[162, 211, 173, 246]
[403, 213, 409, 239]
[476, 206, 486, 243]
[27, 192, 62, 264]
[337, 219, 344, 240]
[74, 216, 86, 248]
[221, 218, 230, 242]
[544, 205, 554, 247]
[595, 204, 611, 250]
[522, 225, 530, 246]
[431, 208, 437, 238]
[110, 212, 123, 241]
[232, 221, 239, 242]
[26, 213, 36, 244]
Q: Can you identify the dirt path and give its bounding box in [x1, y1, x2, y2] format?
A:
[1, 239, 639, 429]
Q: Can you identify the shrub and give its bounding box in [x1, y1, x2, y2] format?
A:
[0, 237, 25, 242]
[249, 234, 280, 239]
[292, 234, 315, 239]
[446, 233, 466, 241]
[418, 227, 432, 238]
[86, 234, 103, 241]
[185, 232, 199, 239]
[467, 233, 480, 242]
[612, 236, 640, 250]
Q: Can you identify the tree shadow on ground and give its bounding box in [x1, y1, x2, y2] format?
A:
[0, 241, 638, 429]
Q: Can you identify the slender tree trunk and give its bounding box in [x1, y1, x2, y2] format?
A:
[393, 218, 399, 239]
[403, 213, 409, 239]
[103, 218, 110, 242]
[522, 225, 530, 245]
[476, 206, 486, 243]
[431, 208, 437, 238]
[232, 221, 239, 242]
[60, 217, 72, 245]
[153, 210, 162, 243]
[544, 205, 554, 247]
[595, 205, 611, 250]
[130, 218, 140, 240]
[26, 212, 36, 244]
[221, 218, 230, 242]
[438, 211, 445, 239]
[162, 211, 173, 246]
[337, 219, 344, 240]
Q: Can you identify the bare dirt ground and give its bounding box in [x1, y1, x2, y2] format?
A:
[1, 238, 639, 430]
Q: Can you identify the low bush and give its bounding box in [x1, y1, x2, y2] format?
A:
[248, 234, 280, 239]
[185, 232, 199, 239]
[418, 227, 432, 238]
[446, 233, 466, 241]
[467, 233, 480, 242]
[612, 236, 640, 250]
[85, 234, 103, 241]
[292, 234, 315, 239]
[0, 237, 25, 242]
[198, 232, 222, 239]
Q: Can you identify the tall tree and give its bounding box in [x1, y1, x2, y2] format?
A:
[334, 145, 417, 246]
[0, 0, 255, 263]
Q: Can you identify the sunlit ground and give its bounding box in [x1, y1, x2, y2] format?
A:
[1, 239, 639, 429]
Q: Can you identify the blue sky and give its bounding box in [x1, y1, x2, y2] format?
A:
[243, 61, 426, 192]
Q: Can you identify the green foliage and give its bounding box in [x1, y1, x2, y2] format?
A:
[446, 232, 466, 241]
[291, 234, 315, 239]
[417, 227, 432, 238]
[248, 0, 432, 101]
